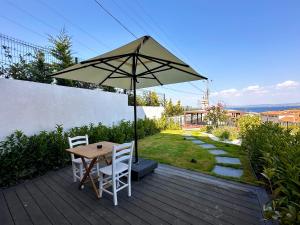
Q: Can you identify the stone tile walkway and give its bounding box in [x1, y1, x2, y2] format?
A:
[184, 136, 196, 140]
[216, 157, 241, 165]
[182, 132, 243, 178]
[191, 140, 205, 144]
[200, 143, 217, 149]
[208, 150, 227, 155]
[213, 165, 243, 178]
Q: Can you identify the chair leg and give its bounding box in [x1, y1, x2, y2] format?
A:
[79, 164, 83, 180]
[113, 177, 118, 206]
[128, 174, 131, 197]
[96, 162, 100, 177]
[72, 164, 77, 182]
[99, 173, 103, 198]
[116, 174, 120, 188]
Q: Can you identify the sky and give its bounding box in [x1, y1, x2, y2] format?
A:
[0, 0, 299, 107]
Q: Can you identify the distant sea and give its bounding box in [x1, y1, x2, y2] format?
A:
[226, 105, 300, 113]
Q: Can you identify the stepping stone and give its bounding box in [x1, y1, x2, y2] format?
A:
[216, 157, 241, 165]
[199, 144, 216, 149]
[213, 165, 243, 178]
[191, 140, 205, 144]
[184, 137, 196, 140]
[208, 150, 227, 155]
[182, 133, 192, 137]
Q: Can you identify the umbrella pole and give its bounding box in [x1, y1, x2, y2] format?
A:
[133, 79, 138, 163]
[132, 55, 139, 164]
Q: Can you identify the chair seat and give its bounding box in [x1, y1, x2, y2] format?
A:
[72, 158, 91, 164]
[99, 162, 128, 176]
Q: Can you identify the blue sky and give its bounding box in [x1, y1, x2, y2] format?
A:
[1, 0, 299, 106]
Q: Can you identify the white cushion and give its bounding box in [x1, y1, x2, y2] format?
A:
[99, 162, 128, 176]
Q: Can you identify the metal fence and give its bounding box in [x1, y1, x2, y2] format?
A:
[0, 33, 58, 67]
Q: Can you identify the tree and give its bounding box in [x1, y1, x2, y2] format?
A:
[205, 103, 228, 127]
[237, 115, 261, 137]
[143, 91, 160, 106]
[29, 51, 53, 83]
[2, 51, 53, 83]
[49, 29, 75, 87]
[128, 91, 162, 106]
[164, 99, 184, 117]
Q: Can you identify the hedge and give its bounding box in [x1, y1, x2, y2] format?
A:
[0, 117, 173, 187]
[241, 122, 300, 224]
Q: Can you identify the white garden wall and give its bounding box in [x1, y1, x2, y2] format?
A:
[0, 79, 164, 140]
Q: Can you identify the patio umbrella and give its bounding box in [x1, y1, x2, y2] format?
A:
[52, 36, 207, 164]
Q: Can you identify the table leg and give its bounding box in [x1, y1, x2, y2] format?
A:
[79, 157, 100, 199]
[103, 155, 112, 165]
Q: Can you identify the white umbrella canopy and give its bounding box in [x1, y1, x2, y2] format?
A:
[53, 36, 207, 89]
[52, 36, 207, 163]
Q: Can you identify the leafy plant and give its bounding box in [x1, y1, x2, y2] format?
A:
[212, 126, 239, 140]
[241, 122, 300, 224]
[205, 103, 228, 128]
[237, 115, 261, 137]
[0, 118, 172, 187]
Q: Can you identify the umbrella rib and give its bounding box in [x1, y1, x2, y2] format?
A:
[81, 53, 132, 64]
[136, 63, 171, 77]
[99, 55, 132, 85]
[138, 54, 189, 67]
[103, 61, 132, 76]
[50, 64, 91, 76]
[137, 57, 163, 85]
[51, 55, 131, 77]
[92, 65, 128, 76]
[139, 54, 207, 79]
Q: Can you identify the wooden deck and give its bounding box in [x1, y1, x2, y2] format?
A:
[0, 164, 271, 225]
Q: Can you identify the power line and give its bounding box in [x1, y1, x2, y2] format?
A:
[0, 15, 47, 39]
[161, 86, 200, 96]
[110, 0, 148, 35]
[93, 0, 138, 39]
[188, 82, 205, 93]
[120, 1, 207, 95]
[5, 1, 98, 54]
[36, 0, 111, 50]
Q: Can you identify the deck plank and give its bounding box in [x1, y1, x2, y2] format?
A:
[58, 168, 149, 225]
[139, 176, 261, 225]
[15, 184, 52, 225]
[48, 171, 128, 225]
[33, 178, 90, 225]
[3, 188, 33, 225]
[0, 191, 14, 225]
[0, 164, 269, 225]
[24, 181, 70, 225]
[156, 170, 260, 209]
[151, 171, 262, 215]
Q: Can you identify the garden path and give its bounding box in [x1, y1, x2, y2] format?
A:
[182, 132, 243, 178]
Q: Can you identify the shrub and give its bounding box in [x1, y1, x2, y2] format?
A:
[199, 125, 213, 133]
[155, 116, 181, 130]
[237, 115, 261, 137]
[212, 126, 239, 140]
[241, 122, 300, 224]
[0, 118, 164, 187]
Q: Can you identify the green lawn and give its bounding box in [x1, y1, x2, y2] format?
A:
[139, 129, 257, 184]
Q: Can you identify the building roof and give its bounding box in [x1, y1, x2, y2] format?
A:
[279, 116, 300, 123]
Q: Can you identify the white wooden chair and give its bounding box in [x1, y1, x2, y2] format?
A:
[98, 141, 134, 206]
[68, 135, 99, 182]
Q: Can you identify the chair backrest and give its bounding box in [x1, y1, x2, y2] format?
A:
[68, 135, 89, 160]
[112, 141, 134, 175]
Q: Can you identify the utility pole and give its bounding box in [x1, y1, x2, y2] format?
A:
[201, 80, 210, 109]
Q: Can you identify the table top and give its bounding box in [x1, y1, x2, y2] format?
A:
[66, 141, 115, 159]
